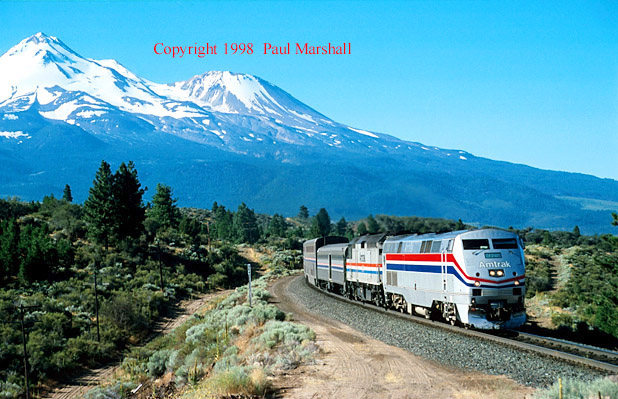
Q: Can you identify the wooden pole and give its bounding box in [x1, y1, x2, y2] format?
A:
[93, 262, 100, 343]
[19, 305, 29, 399]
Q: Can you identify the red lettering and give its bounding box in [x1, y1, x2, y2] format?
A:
[154, 43, 163, 54]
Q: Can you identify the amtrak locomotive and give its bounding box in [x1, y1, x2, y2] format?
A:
[303, 229, 526, 329]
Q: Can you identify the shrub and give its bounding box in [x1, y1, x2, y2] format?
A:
[0, 381, 22, 399]
[551, 312, 573, 329]
[534, 377, 618, 399]
[147, 349, 171, 377]
[85, 381, 137, 399]
[205, 366, 268, 397]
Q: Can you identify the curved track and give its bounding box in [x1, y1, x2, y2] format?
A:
[305, 277, 618, 374]
[269, 275, 533, 399]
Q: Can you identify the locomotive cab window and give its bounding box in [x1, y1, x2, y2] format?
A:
[462, 239, 490, 250]
[492, 238, 518, 249]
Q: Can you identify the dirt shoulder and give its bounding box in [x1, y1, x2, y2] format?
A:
[269, 275, 534, 399]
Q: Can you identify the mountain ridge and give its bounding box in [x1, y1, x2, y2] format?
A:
[0, 33, 616, 233]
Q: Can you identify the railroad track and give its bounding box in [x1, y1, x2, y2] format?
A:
[506, 330, 618, 366]
[306, 279, 618, 374]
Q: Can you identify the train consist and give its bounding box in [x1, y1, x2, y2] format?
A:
[303, 229, 526, 329]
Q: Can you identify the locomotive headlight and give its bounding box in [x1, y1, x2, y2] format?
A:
[489, 270, 496, 277]
[496, 270, 504, 277]
[474, 281, 481, 287]
[514, 280, 520, 286]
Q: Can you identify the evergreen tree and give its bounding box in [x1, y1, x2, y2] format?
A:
[335, 217, 348, 236]
[357, 222, 368, 236]
[456, 219, 465, 230]
[212, 205, 234, 241]
[267, 213, 288, 237]
[84, 161, 116, 250]
[113, 161, 146, 240]
[180, 215, 202, 246]
[0, 219, 19, 283]
[62, 184, 73, 202]
[612, 212, 618, 227]
[310, 208, 331, 237]
[233, 202, 260, 244]
[366, 214, 380, 234]
[298, 205, 309, 219]
[147, 183, 180, 232]
[573, 225, 581, 237]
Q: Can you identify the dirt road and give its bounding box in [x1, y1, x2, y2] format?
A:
[270, 275, 534, 399]
[46, 290, 228, 399]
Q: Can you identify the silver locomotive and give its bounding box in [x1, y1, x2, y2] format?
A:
[303, 228, 526, 329]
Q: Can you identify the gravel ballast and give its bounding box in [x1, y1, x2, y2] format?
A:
[285, 276, 610, 387]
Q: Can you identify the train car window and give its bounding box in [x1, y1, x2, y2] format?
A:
[492, 238, 518, 249]
[462, 239, 490, 250]
[431, 240, 442, 253]
[447, 240, 454, 252]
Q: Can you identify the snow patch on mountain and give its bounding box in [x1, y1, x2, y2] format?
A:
[0, 131, 29, 139]
[348, 126, 379, 138]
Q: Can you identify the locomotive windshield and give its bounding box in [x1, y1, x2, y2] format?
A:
[492, 238, 519, 249]
[462, 239, 490, 250]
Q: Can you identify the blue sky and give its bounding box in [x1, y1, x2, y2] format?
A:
[1, 1, 617, 180]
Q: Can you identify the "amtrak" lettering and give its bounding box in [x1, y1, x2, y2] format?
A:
[479, 261, 511, 268]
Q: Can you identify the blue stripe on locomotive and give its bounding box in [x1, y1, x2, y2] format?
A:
[386, 263, 520, 289]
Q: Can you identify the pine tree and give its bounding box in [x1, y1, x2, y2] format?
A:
[357, 222, 368, 236]
[456, 219, 465, 230]
[212, 204, 234, 241]
[310, 208, 331, 237]
[612, 213, 618, 227]
[335, 217, 348, 236]
[113, 161, 146, 240]
[267, 213, 288, 237]
[233, 202, 260, 244]
[62, 184, 73, 202]
[0, 219, 19, 283]
[366, 214, 380, 234]
[84, 161, 116, 250]
[298, 205, 309, 219]
[573, 225, 581, 237]
[148, 183, 180, 231]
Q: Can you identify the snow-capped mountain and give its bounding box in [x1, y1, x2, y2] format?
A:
[0, 32, 421, 156]
[1, 33, 616, 233]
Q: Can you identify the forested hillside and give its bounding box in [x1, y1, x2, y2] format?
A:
[0, 160, 617, 398]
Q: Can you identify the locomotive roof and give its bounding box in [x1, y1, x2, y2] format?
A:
[349, 233, 388, 247]
[317, 243, 349, 256]
[384, 228, 514, 242]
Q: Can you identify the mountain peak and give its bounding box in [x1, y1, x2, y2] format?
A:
[161, 69, 331, 126]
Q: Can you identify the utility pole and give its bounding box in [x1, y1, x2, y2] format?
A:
[4, 302, 40, 399]
[19, 304, 29, 399]
[247, 263, 252, 307]
[206, 220, 211, 252]
[93, 261, 101, 343]
[156, 238, 164, 293]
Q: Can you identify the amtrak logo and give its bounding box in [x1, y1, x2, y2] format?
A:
[479, 261, 511, 268]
